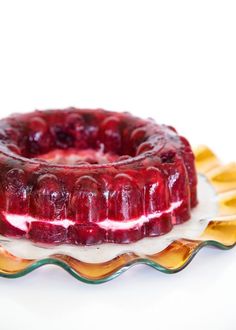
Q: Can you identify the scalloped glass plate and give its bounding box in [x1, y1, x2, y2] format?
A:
[0, 145, 236, 284]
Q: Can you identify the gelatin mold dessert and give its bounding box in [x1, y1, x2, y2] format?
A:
[0, 108, 198, 246]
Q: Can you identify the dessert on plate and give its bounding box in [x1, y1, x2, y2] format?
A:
[0, 108, 198, 245]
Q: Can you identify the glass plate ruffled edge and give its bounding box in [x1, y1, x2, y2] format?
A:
[0, 145, 236, 284]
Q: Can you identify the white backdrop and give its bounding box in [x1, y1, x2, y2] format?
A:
[0, 1, 236, 330]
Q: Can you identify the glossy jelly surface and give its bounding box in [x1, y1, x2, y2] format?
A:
[0, 108, 198, 245]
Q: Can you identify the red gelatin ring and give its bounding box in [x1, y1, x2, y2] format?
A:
[0, 108, 198, 245]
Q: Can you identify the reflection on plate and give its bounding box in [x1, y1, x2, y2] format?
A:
[0, 145, 236, 284]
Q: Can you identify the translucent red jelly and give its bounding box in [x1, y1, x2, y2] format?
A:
[0, 108, 198, 245]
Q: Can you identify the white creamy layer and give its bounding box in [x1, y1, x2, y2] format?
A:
[0, 175, 219, 263]
[3, 200, 183, 232]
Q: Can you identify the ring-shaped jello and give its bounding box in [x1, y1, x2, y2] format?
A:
[0, 108, 198, 245]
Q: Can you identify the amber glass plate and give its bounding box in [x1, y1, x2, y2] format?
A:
[0, 145, 236, 284]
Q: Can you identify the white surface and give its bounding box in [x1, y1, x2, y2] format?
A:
[0, 1, 236, 330]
